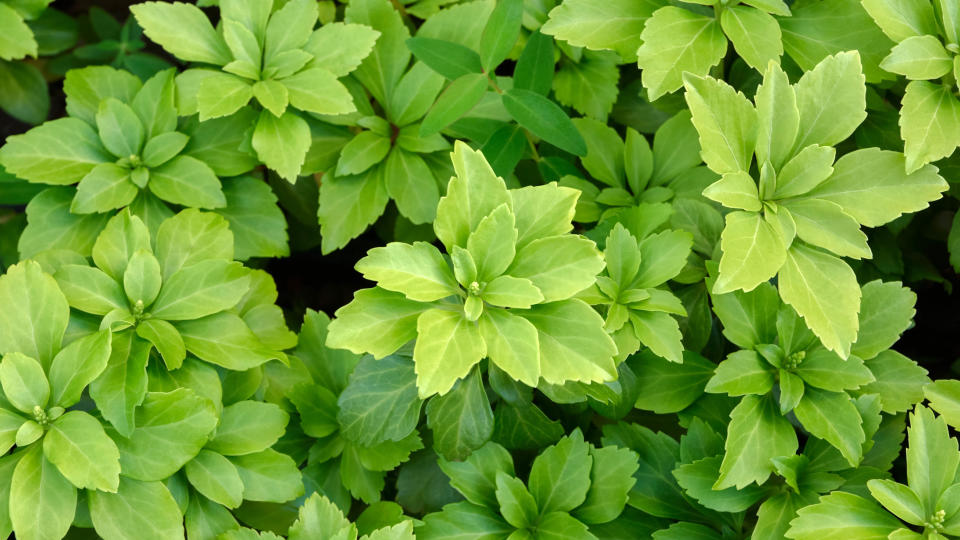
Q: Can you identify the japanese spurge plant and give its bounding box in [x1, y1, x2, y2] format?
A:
[328, 142, 615, 397]
[131, 0, 380, 180]
[688, 51, 948, 357]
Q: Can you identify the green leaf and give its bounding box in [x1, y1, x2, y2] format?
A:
[43, 410, 120, 492]
[230, 448, 304, 503]
[0, 117, 111, 186]
[716, 394, 797, 489]
[479, 0, 522, 70]
[778, 243, 860, 358]
[196, 71, 253, 121]
[282, 67, 356, 116]
[420, 73, 488, 136]
[10, 447, 76, 540]
[71, 164, 137, 214]
[906, 405, 959, 509]
[794, 388, 865, 466]
[177, 312, 279, 370]
[327, 287, 430, 359]
[413, 308, 486, 397]
[772, 144, 834, 199]
[0, 60, 49, 124]
[638, 7, 727, 100]
[406, 37, 483, 80]
[633, 350, 715, 413]
[303, 22, 381, 78]
[154, 209, 234, 280]
[860, 0, 938, 42]
[338, 355, 422, 446]
[925, 380, 960, 428]
[572, 445, 639, 524]
[90, 331, 150, 437]
[288, 493, 356, 540]
[207, 401, 288, 456]
[674, 455, 767, 512]
[782, 199, 870, 259]
[510, 183, 579, 249]
[0, 5, 37, 60]
[792, 51, 866, 150]
[852, 281, 915, 360]
[900, 80, 960, 173]
[48, 329, 110, 408]
[130, 1, 231, 65]
[434, 141, 512, 251]
[495, 471, 538, 528]
[785, 492, 902, 539]
[185, 449, 244, 508]
[142, 132, 188, 169]
[336, 131, 390, 176]
[427, 367, 494, 460]
[384, 148, 439, 225]
[720, 6, 782, 72]
[465, 205, 516, 283]
[502, 88, 587, 156]
[123, 250, 162, 308]
[215, 176, 290, 260]
[755, 61, 799, 169]
[705, 350, 775, 396]
[150, 260, 249, 321]
[541, 0, 660, 61]
[54, 264, 126, 315]
[880, 35, 952, 80]
[630, 310, 684, 364]
[439, 441, 515, 508]
[418, 501, 514, 539]
[252, 109, 311, 182]
[866, 479, 924, 525]
[702, 171, 761, 211]
[713, 211, 785, 294]
[553, 50, 621, 120]
[506, 235, 603, 302]
[479, 307, 540, 385]
[529, 431, 592, 513]
[114, 388, 218, 481]
[0, 352, 49, 413]
[514, 30, 554, 96]
[575, 117, 625, 188]
[356, 241, 459, 302]
[793, 349, 874, 391]
[0, 262, 68, 368]
[521, 299, 617, 385]
[263, 0, 317, 59]
[149, 155, 226, 209]
[318, 168, 390, 253]
[862, 351, 929, 413]
[96, 98, 144, 159]
[88, 477, 184, 540]
[682, 73, 756, 175]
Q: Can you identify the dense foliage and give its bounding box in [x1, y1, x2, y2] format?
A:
[4, 0, 960, 538]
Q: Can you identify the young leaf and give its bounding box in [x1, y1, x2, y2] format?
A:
[637, 7, 727, 100]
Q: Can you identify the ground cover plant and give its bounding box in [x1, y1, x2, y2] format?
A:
[6, 0, 960, 538]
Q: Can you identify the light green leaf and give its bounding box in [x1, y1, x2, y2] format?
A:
[230, 449, 304, 503]
[54, 264, 126, 315]
[0, 352, 49, 414]
[0, 5, 37, 60]
[43, 410, 120, 492]
[356, 241, 459, 302]
[925, 380, 960, 428]
[252, 109, 311, 182]
[906, 405, 959, 509]
[716, 394, 797, 489]
[510, 183, 579, 249]
[860, 0, 938, 42]
[413, 309, 486, 398]
[705, 350, 775, 396]
[720, 6, 782, 72]
[419, 73, 488, 136]
[793, 348, 874, 391]
[263, 0, 317, 59]
[714, 211, 785, 294]
[10, 447, 76, 540]
[384, 148, 440, 225]
[866, 479, 924, 525]
[521, 299, 617, 386]
[778, 243, 860, 358]
[89, 477, 184, 540]
[72, 163, 137, 214]
[150, 260, 249, 321]
[130, 1, 231, 65]
[338, 355, 421, 445]
[185, 450, 244, 508]
[792, 51, 866, 151]
[852, 280, 916, 360]
[176, 312, 280, 370]
[327, 287, 430, 359]
[506, 235, 603, 302]
[149, 155, 225, 209]
[541, 0, 660, 61]
[782, 199, 870, 259]
[303, 22, 381, 78]
[196, 71, 253, 121]
[755, 61, 799, 169]
[427, 367, 494, 461]
[0, 117, 110, 186]
[288, 492, 356, 540]
[702, 171, 760, 211]
[417, 502, 514, 539]
[772, 144, 834, 199]
[806, 147, 948, 227]
[682, 72, 756, 174]
[862, 351, 928, 413]
[880, 35, 952, 80]
[155, 209, 234, 280]
[124, 250, 162, 308]
[785, 492, 902, 539]
[90, 331, 150, 437]
[638, 7, 727, 100]
[114, 388, 218, 481]
[794, 387, 865, 466]
[479, 307, 540, 386]
[207, 400, 288, 456]
[900, 80, 960, 173]
[136, 319, 186, 371]
[280, 67, 356, 116]
[630, 311, 684, 364]
[48, 329, 110, 408]
[97, 98, 144, 159]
